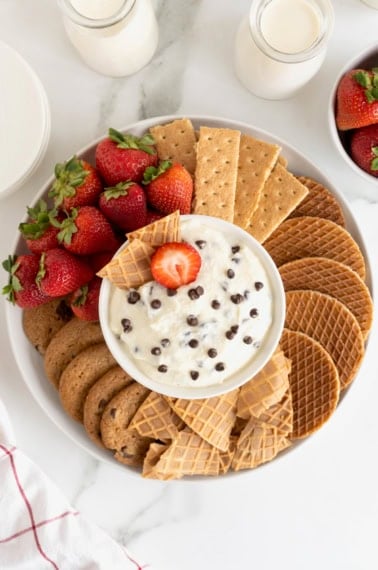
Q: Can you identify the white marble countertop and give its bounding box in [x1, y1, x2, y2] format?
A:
[1, 1, 378, 568]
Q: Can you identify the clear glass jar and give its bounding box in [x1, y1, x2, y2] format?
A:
[234, 0, 334, 100]
[58, 0, 159, 77]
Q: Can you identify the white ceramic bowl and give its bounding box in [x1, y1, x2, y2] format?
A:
[328, 41, 378, 184]
[4, 115, 373, 477]
[99, 214, 286, 400]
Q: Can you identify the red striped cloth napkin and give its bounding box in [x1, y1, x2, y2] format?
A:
[0, 399, 150, 569]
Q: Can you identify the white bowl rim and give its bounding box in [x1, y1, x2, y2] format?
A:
[99, 213, 286, 400]
[328, 40, 378, 185]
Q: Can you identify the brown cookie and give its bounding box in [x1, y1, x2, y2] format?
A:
[44, 318, 104, 388]
[114, 430, 153, 467]
[59, 343, 117, 422]
[83, 365, 134, 447]
[100, 382, 150, 450]
[22, 298, 72, 354]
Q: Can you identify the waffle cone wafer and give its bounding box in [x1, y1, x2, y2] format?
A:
[232, 419, 291, 471]
[148, 429, 221, 478]
[279, 257, 373, 339]
[126, 210, 181, 247]
[143, 442, 174, 480]
[167, 390, 239, 452]
[285, 290, 364, 390]
[129, 391, 185, 440]
[257, 389, 293, 436]
[280, 328, 340, 439]
[219, 436, 237, 474]
[237, 346, 291, 420]
[97, 239, 155, 289]
[289, 176, 346, 227]
[264, 216, 366, 280]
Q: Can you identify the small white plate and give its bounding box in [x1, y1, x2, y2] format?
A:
[4, 115, 374, 478]
[0, 41, 50, 198]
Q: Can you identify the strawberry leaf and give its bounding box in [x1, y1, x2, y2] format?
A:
[354, 69, 378, 103]
[104, 181, 134, 200]
[2, 255, 22, 303]
[108, 128, 156, 155]
[372, 146, 378, 171]
[142, 160, 172, 184]
[36, 253, 46, 287]
[49, 156, 88, 206]
[56, 208, 79, 245]
[72, 284, 88, 307]
[19, 200, 56, 239]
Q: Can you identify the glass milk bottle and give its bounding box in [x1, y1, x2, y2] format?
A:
[234, 0, 334, 100]
[58, 0, 159, 77]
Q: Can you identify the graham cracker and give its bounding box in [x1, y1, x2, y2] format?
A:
[149, 118, 197, 175]
[192, 126, 241, 221]
[233, 134, 281, 229]
[243, 162, 309, 243]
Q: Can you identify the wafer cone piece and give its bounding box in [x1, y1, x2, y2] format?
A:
[285, 290, 365, 390]
[168, 390, 239, 452]
[127, 210, 181, 247]
[237, 346, 290, 420]
[257, 389, 293, 436]
[290, 176, 346, 227]
[279, 257, 373, 340]
[219, 436, 237, 474]
[264, 216, 366, 280]
[129, 391, 185, 440]
[97, 239, 155, 289]
[143, 442, 174, 480]
[149, 429, 221, 478]
[280, 328, 340, 439]
[232, 419, 291, 471]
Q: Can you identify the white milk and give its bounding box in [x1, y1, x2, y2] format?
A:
[59, 0, 158, 77]
[234, 0, 334, 100]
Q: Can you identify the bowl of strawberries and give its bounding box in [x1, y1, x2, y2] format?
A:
[329, 42, 378, 182]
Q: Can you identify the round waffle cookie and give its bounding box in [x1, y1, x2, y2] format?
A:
[289, 176, 346, 227]
[263, 216, 366, 280]
[280, 329, 340, 439]
[279, 257, 373, 339]
[284, 290, 365, 390]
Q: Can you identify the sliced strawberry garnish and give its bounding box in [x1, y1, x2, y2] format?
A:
[151, 242, 201, 289]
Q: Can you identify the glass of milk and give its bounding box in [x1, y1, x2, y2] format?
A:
[234, 0, 334, 100]
[58, 0, 159, 77]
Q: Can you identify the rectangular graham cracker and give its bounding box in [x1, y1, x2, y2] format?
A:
[233, 134, 281, 229]
[243, 162, 309, 243]
[192, 126, 241, 222]
[149, 118, 197, 175]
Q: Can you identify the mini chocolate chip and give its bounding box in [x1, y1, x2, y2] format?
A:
[230, 325, 239, 333]
[215, 362, 225, 371]
[188, 339, 199, 348]
[226, 268, 235, 279]
[150, 299, 161, 309]
[225, 330, 235, 340]
[190, 370, 199, 380]
[121, 318, 132, 332]
[208, 348, 217, 358]
[98, 399, 107, 411]
[110, 408, 117, 418]
[158, 364, 168, 373]
[211, 299, 221, 309]
[231, 257, 241, 264]
[244, 290, 250, 299]
[187, 315, 198, 326]
[230, 293, 244, 304]
[231, 245, 240, 254]
[195, 240, 206, 249]
[188, 286, 204, 300]
[249, 308, 259, 318]
[167, 288, 177, 296]
[243, 336, 253, 344]
[254, 281, 264, 291]
[127, 291, 140, 304]
[151, 346, 161, 355]
[160, 338, 170, 347]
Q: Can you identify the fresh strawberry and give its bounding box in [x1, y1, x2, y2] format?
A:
[49, 156, 102, 210]
[18, 200, 60, 254]
[70, 276, 101, 321]
[2, 254, 51, 308]
[37, 248, 94, 297]
[57, 206, 119, 255]
[143, 161, 193, 215]
[146, 209, 163, 224]
[98, 181, 147, 231]
[95, 128, 158, 185]
[336, 68, 378, 131]
[350, 123, 378, 177]
[151, 242, 201, 289]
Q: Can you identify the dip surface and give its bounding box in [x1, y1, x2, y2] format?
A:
[109, 217, 274, 388]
